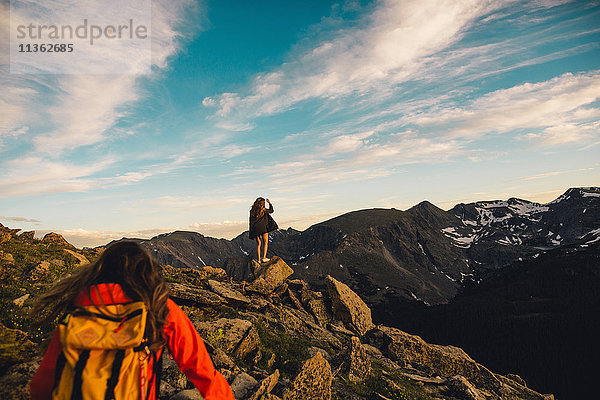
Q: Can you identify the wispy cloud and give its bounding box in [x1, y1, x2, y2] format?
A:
[202, 0, 582, 124]
[509, 167, 594, 182]
[409, 70, 600, 144]
[203, 0, 512, 119]
[0, 0, 204, 197]
[0, 216, 41, 223]
[0, 156, 115, 198]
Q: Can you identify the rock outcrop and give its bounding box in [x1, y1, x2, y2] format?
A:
[283, 352, 332, 400]
[326, 275, 373, 335]
[247, 256, 294, 295]
[41, 232, 72, 247]
[348, 336, 371, 382]
[194, 318, 260, 360]
[0, 324, 37, 369]
[369, 326, 501, 391]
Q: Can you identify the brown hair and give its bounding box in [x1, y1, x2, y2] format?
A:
[250, 197, 266, 219]
[31, 241, 170, 352]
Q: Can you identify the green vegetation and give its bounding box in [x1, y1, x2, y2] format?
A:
[254, 321, 312, 378]
[343, 360, 434, 400]
[0, 231, 84, 343]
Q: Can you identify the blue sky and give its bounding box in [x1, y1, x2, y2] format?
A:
[1, 0, 599, 247]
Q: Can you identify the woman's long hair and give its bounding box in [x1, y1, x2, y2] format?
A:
[250, 197, 266, 219]
[31, 241, 170, 352]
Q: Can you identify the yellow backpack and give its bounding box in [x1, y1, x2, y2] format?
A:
[52, 301, 161, 400]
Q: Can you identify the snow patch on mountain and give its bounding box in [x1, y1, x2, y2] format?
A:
[441, 227, 476, 248]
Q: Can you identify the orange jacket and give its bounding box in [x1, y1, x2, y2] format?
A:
[29, 283, 234, 400]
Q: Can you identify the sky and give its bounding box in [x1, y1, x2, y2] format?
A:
[1, 0, 599, 248]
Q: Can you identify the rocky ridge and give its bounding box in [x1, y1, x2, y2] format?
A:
[0, 227, 554, 400]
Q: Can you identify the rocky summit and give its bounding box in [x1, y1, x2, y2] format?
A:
[0, 226, 554, 400]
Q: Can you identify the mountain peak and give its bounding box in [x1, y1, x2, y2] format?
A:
[548, 187, 600, 204]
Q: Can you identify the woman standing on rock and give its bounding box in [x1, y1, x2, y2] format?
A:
[249, 197, 279, 263]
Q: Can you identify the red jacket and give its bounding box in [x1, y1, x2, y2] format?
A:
[29, 283, 234, 400]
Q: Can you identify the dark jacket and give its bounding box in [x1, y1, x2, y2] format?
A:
[249, 204, 278, 239]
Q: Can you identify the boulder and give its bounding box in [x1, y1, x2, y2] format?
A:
[230, 372, 258, 400]
[348, 336, 371, 382]
[1, 252, 14, 263]
[42, 232, 71, 247]
[210, 346, 236, 370]
[249, 369, 280, 400]
[283, 352, 332, 400]
[159, 380, 178, 399]
[28, 261, 51, 280]
[13, 294, 30, 307]
[307, 298, 331, 327]
[168, 282, 225, 306]
[371, 326, 502, 392]
[506, 373, 527, 387]
[161, 351, 190, 390]
[194, 318, 260, 360]
[246, 277, 276, 296]
[287, 288, 305, 311]
[0, 359, 40, 400]
[170, 389, 205, 400]
[325, 275, 373, 335]
[197, 266, 228, 280]
[18, 231, 35, 240]
[251, 256, 293, 286]
[0, 324, 37, 369]
[446, 375, 486, 400]
[63, 249, 89, 265]
[208, 280, 251, 305]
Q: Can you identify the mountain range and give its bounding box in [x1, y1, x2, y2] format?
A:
[109, 187, 599, 307]
[95, 187, 598, 399]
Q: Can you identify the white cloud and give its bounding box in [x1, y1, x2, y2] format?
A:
[409, 71, 600, 144]
[203, 0, 512, 120]
[0, 216, 41, 223]
[319, 130, 374, 155]
[2, 1, 200, 153]
[0, 157, 114, 198]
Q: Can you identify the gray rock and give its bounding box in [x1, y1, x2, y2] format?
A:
[159, 380, 177, 399]
[0, 359, 41, 400]
[194, 318, 260, 360]
[208, 279, 251, 305]
[230, 372, 258, 400]
[168, 282, 225, 306]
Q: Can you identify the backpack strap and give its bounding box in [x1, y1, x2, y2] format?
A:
[104, 349, 126, 400]
[52, 351, 66, 393]
[71, 349, 90, 400]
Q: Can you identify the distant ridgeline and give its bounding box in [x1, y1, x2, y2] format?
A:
[1, 186, 598, 399]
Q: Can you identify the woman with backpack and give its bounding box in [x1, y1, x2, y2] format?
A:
[29, 241, 234, 400]
[249, 197, 279, 263]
